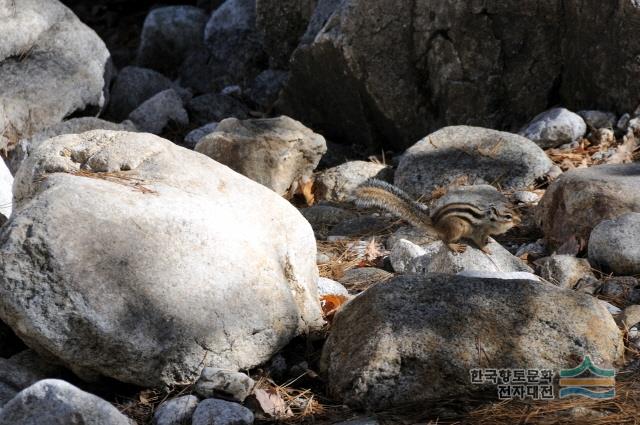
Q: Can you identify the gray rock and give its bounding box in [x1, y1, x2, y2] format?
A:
[514, 240, 548, 261]
[0, 379, 130, 425]
[321, 274, 623, 409]
[617, 113, 631, 133]
[195, 368, 255, 402]
[314, 161, 393, 203]
[0, 161, 11, 223]
[186, 93, 249, 127]
[1, 130, 323, 387]
[537, 163, 640, 250]
[0, 351, 62, 407]
[6, 117, 137, 175]
[248, 69, 289, 109]
[300, 205, 357, 239]
[279, 1, 640, 151]
[337, 268, 393, 293]
[620, 305, 640, 329]
[519, 108, 587, 149]
[106, 66, 175, 121]
[256, 0, 317, 68]
[192, 398, 254, 425]
[395, 126, 553, 196]
[589, 213, 640, 275]
[317, 277, 349, 296]
[184, 122, 219, 149]
[0, 0, 111, 152]
[578, 110, 617, 130]
[137, 6, 208, 78]
[329, 215, 394, 238]
[203, 0, 266, 85]
[389, 239, 427, 273]
[128, 89, 189, 134]
[534, 255, 595, 289]
[407, 239, 532, 275]
[598, 277, 640, 308]
[195, 116, 326, 196]
[385, 226, 436, 250]
[153, 395, 199, 425]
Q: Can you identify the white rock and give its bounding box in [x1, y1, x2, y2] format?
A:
[192, 399, 254, 425]
[153, 395, 199, 425]
[589, 213, 640, 275]
[0, 380, 130, 425]
[196, 116, 326, 195]
[1, 130, 323, 387]
[456, 271, 541, 281]
[184, 122, 219, 149]
[407, 239, 532, 275]
[0, 161, 11, 223]
[6, 117, 137, 174]
[0, 0, 110, 152]
[520, 107, 587, 149]
[317, 277, 349, 297]
[390, 239, 427, 273]
[195, 368, 255, 402]
[128, 89, 189, 134]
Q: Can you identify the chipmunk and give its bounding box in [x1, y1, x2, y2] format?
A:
[353, 179, 520, 253]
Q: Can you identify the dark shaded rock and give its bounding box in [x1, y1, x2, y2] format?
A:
[279, 1, 640, 150]
[105, 66, 174, 121]
[136, 6, 208, 78]
[186, 93, 250, 126]
[256, 0, 317, 68]
[248, 69, 289, 110]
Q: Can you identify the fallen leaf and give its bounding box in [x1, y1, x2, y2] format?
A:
[253, 388, 293, 419]
[320, 294, 348, 322]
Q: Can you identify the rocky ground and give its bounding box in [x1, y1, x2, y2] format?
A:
[1, 0, 640, 424]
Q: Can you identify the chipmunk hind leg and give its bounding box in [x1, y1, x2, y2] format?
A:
[437, 217, 470, 253]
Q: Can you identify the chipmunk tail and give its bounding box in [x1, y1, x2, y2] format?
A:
[353, 179, 433, 231]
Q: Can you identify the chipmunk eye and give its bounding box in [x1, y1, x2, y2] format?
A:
[504, 214, 513, 220]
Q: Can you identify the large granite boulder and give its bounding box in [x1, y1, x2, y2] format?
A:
[0, 130, 323, 387]
[279, 1, 640, 149]
[0, 0, 111, 152]
[395, 126, 553, 196]
[589, 213, 640, 275]
[6, 117, 136, 175]
[322, 274, 623, 410]
[537, 163, 640, 250]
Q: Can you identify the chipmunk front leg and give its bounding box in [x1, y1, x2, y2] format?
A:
[437, 217, 469, 254]
[471, 232, 492, 254]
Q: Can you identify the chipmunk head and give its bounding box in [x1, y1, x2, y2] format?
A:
[485, 204, 520, 234]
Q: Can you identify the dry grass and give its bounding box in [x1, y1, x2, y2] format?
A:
[253, 375, 345, 423]
[67, 169, 158, 194]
